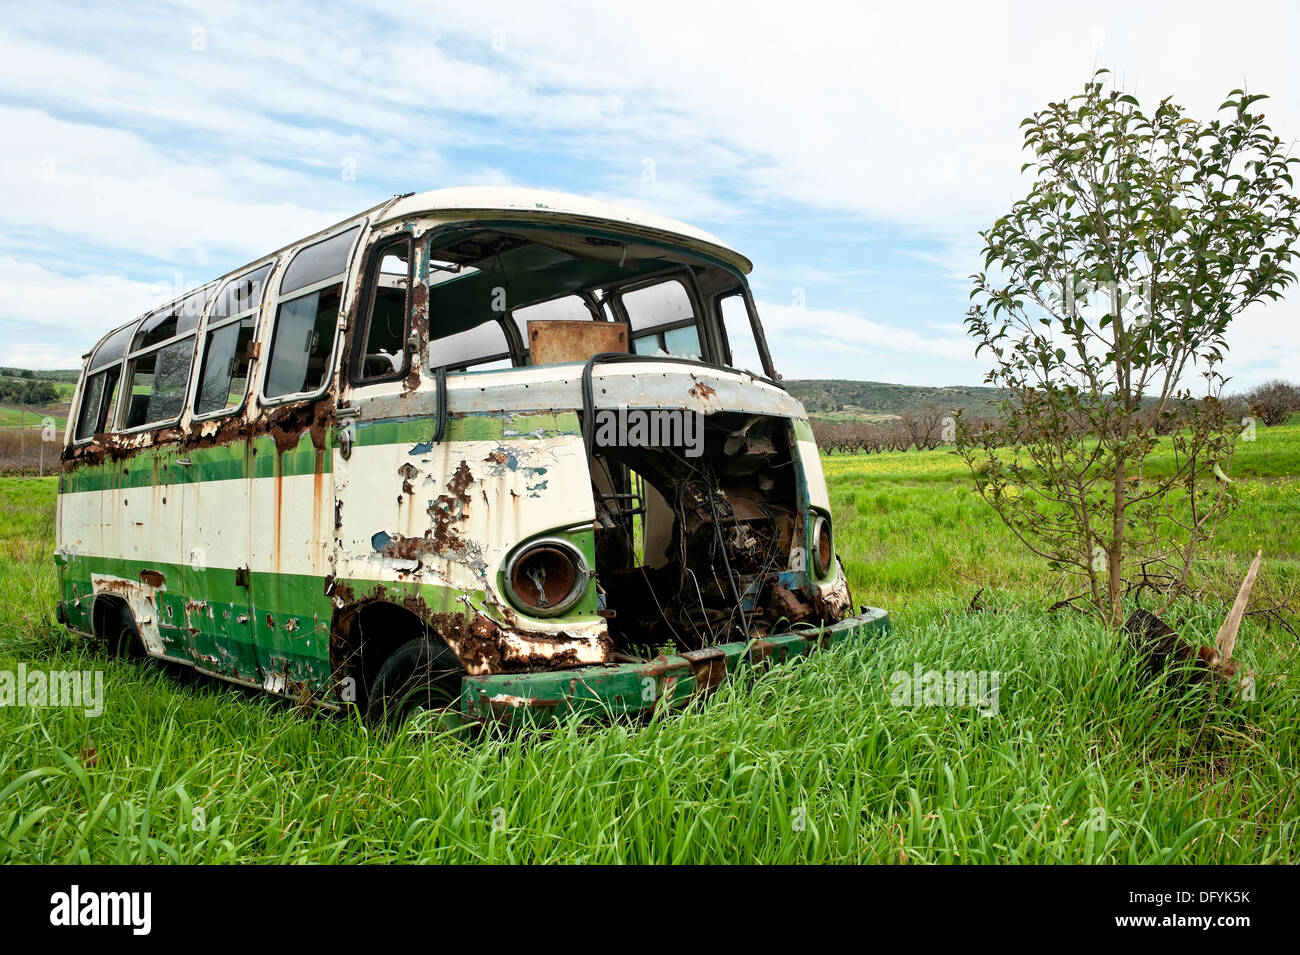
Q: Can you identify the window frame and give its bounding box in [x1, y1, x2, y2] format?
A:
[71, 323, 138, 448]
[713, 287, 771, 375]
[348, 232, 414, 388]
[189, 257, 278, 423]
[258, 222, 365, 408]
[114, 286, 214, 436]
[614, 269, 714, 363]
[71, 365, 122, 445]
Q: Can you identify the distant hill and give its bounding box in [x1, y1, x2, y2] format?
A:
[1, 366, 1002, 421]
[785, 379, 1002, 419]
[0, 367, 80, 383]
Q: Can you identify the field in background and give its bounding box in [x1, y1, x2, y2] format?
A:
[1, 424, 1297, 862]
[0, 407, 68, 430]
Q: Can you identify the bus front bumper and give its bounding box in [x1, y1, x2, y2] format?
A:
[456, 607, 890, 725]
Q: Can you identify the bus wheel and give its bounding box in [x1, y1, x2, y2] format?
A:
[108, 604, 145, 660]
[368, 637, 465, 727]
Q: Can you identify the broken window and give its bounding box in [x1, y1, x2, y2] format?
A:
[122, 337, 196, 429]
[356, 238, 411, 380]
[119, 286, 208, 430]
[195, 316, 256, 415]
[264, 285, 341, 398]
[621, 279, 703, 360]
[430, 318, 512, 372]
[134, 289, 206, 351]
[73, 366, 120, 441]
[209, 263, 273, 322]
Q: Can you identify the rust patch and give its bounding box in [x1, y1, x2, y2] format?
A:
[397, 462, 418, 496]
[681, 647, 727, 695]
[138, 569, 166, 588]
[62, 395, 336, 469]
[404, 283, 429, 392]
[688, 379, 717, 401]
[765, 581, 813, 623]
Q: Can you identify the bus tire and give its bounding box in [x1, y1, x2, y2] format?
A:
[367, 637, 465, 727]
[108, 603, 145, 660]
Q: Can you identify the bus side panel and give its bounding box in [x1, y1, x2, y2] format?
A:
[56, 451, 191, 658]
[181, 438, 260, 684]
[246, 431, 337, 695]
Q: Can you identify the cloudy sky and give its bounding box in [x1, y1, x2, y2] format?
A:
[2, 0, 1297, 387]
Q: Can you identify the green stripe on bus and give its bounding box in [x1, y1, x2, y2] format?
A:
[353, 410, 580, 449]
[60, 411, 583, 493]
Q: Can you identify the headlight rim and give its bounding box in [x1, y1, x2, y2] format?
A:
[810, 513, 833, 579]
[502, 536, 590, 618]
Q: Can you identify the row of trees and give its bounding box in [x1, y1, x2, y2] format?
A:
[812, 405, 955, 454]
[812, 380, 1298, 455]
[0, 377, 59, 406]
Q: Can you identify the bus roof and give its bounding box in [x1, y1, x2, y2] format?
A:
[379, 187, 752, 274]
[84, 187, 750, 360]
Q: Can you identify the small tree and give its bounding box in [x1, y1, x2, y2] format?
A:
[1244, 378, 1300, 426]
[959, 72, 1299, 625]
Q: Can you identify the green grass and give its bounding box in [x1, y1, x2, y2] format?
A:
[2, 425, 1299, 862]
[0, 407, 67, 430]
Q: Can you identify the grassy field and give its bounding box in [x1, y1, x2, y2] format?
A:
[1, 424, 1297, 863]
[0, 407, 67, 430]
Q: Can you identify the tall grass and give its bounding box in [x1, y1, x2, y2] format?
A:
[1, 423, 1298, 863]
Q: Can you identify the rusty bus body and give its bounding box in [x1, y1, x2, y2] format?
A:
[55, 187, 889, 724]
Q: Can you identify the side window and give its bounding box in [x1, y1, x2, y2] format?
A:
[120, 288, 207, 430]
[430, 319, 512, 372]
[123, 339, 196, 429]
[193, 263, 271, 416]
[718, 291, 763, 373]
[356, 238, 411, 381]
[621, 279, 703, 360]
[73, 366, 120, 442]
[264, 226, 360, 400]
[264, 286, 342, 398]
[74, 322, 135, 441]
[195, 317, 256, 415]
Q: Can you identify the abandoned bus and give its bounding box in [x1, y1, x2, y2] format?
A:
[55, 187, 890, 724]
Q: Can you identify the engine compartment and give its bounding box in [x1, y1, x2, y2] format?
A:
[591, 411, 843, 657]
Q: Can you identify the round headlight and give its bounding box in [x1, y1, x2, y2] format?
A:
[504, 538, 589, 617]
[811, 515, 833, 578]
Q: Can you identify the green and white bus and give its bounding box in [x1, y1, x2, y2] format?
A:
[56, 187, 889, 724]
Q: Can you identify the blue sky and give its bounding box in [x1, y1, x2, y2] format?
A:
[2, 0, 1298, 387]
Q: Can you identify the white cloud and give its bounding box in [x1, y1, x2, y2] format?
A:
[0, 257, 166, 362]
[0, 0, 1297, 387]
[758, 300, 975, 363]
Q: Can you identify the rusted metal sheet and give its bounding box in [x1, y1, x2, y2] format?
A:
[527, 320, 627, 365]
